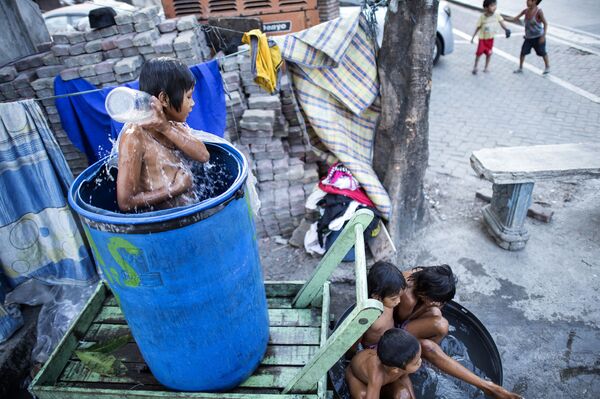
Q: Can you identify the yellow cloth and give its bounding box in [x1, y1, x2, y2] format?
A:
[242, 29, 282, 94]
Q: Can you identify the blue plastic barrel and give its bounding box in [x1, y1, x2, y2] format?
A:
[68, 143, 269, 392]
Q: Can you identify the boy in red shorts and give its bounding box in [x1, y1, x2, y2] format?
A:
[471, 0, 511, 74]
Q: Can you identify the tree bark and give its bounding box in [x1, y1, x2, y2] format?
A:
[373, 0, 438, 245]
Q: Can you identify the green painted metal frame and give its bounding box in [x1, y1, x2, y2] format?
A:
[284, 209, 383, 393]
[29, 209, 382, 398]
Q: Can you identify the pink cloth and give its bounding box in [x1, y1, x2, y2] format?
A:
[318, 182, 375, 207]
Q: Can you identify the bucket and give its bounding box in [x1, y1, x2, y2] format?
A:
[329, 301, 503, 399]
[68, 142, 269, 392]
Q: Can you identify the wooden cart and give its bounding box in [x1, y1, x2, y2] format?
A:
[30, 209, 383, 399]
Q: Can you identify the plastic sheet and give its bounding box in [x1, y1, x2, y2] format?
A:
[0, 271, 23, 343]
[5, 280, 97, 363]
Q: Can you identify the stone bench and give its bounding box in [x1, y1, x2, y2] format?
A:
[470, 143, 600, 250]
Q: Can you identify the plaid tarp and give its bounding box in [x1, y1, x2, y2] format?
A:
[274, 11, 391, 219]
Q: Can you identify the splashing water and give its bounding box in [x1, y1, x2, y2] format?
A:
[410, 335, 490, 399]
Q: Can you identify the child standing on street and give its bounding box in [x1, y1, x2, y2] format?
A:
[471, 0, 511, 74]
[509, 0, 550, 74]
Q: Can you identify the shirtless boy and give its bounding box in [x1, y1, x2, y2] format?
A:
[396, 265, 522, 399]
[347, 328, 421, 399]
[116, 57, 210, 212]
[361, 261, 406, 349]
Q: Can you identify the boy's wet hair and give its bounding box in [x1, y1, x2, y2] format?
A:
[139, 57, 195, 112]
[367, 261, 406, 299]
[377, 328, 420, 369]
[483, 0, 496, 8]
[410, 264, 457, 303]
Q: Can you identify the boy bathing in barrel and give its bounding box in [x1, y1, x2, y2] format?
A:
[347, 328, 422, 399]
[116, 57, 210, 212]
[396, 265, 522, 399]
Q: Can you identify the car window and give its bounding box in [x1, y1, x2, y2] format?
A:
[45, 15, 73, 35]
[339, 0, 361, 6]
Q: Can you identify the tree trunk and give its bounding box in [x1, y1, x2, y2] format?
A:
[373, 0, 438, 245]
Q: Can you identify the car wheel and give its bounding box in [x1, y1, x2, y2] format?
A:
[433, 36, 442, 65]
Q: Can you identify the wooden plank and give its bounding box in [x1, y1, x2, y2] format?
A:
[269, 309, 321, 327]
[261, 345, 318, 366]
[284, 300, 383, 393]
[84, 324, 322, 346]
[34, 385, 318, 399]
[268, 296, 293, 308]
[72, 342, 318, 367]
[60, 361, 304, 390]
[30, 283, 107, 388]
[353, 224, 368, 307]
[269, 327, 321, 345]
[293, 210, 374, 308]
[470, 143, 600, 184]
[102, 287, 298, 309]
[264, 281, 304, 298]
[94, 307, 321, 327]
[317, 282, 330, 399]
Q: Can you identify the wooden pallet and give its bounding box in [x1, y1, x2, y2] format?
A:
[30, 210, 383, 399]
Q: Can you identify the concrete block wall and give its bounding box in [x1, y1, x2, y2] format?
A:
[219, 50, 321, 238]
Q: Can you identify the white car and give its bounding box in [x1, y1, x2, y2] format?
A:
[339, 0, 454, 65]
[43, 0, 136, 35]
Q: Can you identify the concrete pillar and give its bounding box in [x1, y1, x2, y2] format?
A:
[482, 182, 534, 251]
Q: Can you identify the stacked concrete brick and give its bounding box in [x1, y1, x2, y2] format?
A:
[0, 6, 211, 175]
[220, 49, 321, 238]
[0, 52, 88, 173]
[317, 0, 340, 22]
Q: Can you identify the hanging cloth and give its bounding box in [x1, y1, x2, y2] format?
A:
[54, 59, 226, 164]
[274, 11, 392, 219]
[0, 99, 97, 288]
[241, 29, 283, 94]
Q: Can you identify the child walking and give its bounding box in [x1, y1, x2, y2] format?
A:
[509, 0, 550, 74]
[471, 0, 511, 74]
